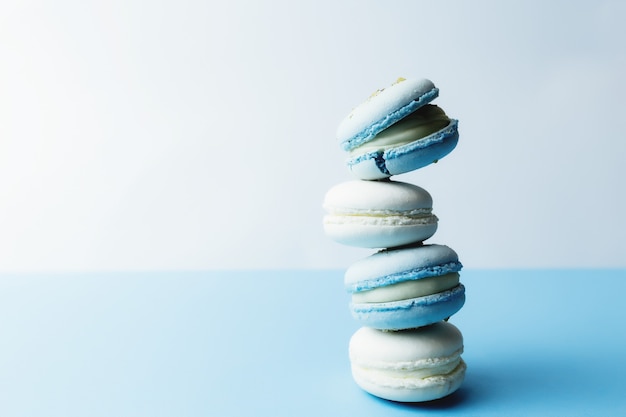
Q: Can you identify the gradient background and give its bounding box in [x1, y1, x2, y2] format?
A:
[2, 0, 625, 272]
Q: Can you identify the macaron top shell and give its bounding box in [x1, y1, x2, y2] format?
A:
[349, 322, 464, 366]
[337, 78, 439, 151]
[323, 180, 433, 214]
[345, 244, 462, 293]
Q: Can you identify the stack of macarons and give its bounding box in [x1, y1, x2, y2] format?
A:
[323, 77, 466, 402]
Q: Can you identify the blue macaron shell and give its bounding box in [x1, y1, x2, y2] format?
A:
[345, 244, 462, 293]
[341, 87, 439, 152]
[347, 119, 459, 180]
[347, 260, 462, 293]
[350, 284, 466, 330]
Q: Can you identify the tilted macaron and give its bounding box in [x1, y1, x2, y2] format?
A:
[349, 322, 466, 402]
[323, 180, 437, 249]
[345, 244, 464, 330]
[337, 77, 459, 180]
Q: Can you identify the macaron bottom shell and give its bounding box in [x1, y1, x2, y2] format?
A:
[352, 358, 466, 403]
[350, 284, 465, 330]
[347, 119, 459, 180]
[323, 221, 438, 249]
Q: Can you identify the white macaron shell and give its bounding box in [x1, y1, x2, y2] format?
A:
[323, 180, 433, 212]
[337, 78, 436, 145]
[322, 221, 437, 249]
[323, 180, 437, 248]
[351, 359, 466, 402]
[349, 323, 465, 402]
[350, 323, 463, 367]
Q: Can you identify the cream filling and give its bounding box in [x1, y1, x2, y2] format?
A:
[352, 273, 459, 303]
[324, 214, 437, 227]
[350, 105, 450, 156]
[325, 207, 433, 217]
[323, 208, 437, 227]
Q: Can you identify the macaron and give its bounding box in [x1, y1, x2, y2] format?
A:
[349, 322, 466, 402]
[322, 180, 438, 249]
[345, 244, 464, 330]
[337, 77, 459, 180]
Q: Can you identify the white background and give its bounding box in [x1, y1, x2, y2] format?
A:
[1, 0, 624, 272]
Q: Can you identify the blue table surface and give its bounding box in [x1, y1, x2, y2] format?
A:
[1, 269, 625, 417]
